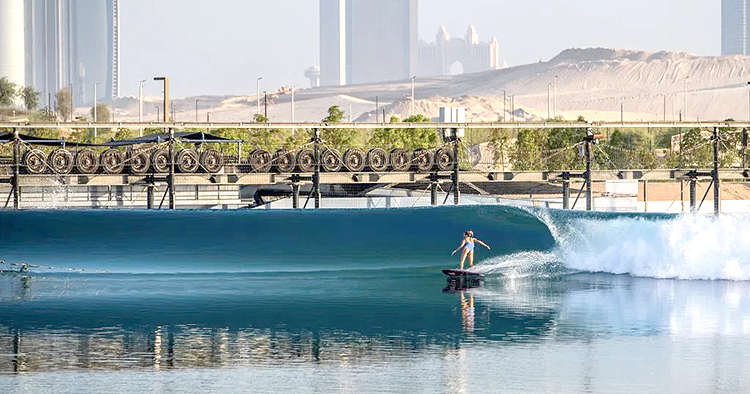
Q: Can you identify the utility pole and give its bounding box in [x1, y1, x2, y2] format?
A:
[683, 76, 688, 121]
[93, 82, 99, 138]
[375, 96, 379, 123]
[291, 86, 296, 136]
[511, 95, 515, 122]
[195, 100, 199, 122]
[264, 91, 268, 119]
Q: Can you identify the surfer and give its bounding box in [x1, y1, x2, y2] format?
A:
[451, 230, 490, 270]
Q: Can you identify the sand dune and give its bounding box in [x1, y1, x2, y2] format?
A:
[109, 48, 750, 123]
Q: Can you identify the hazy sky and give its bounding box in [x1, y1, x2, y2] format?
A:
[121, 0, 720, 98]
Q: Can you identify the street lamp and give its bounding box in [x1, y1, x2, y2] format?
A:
[154, 77, 169, 122]
[256, 77, 263, 116]
[93, 82, 100, 138]
[502, 90, 506, 122]
[411, 76, 416, 116]
[547, 83, 552, 120]
[683, 76, 689, 122]
[155, 105, 160, 122]
[195, 99, 199, 122]
[291, 86, 297, 136]
[138, 80, 146, 123]
[553, 75, 559, 118]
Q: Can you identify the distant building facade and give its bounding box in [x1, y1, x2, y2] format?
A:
[722, 0, 749, 55]
[319, 0, 418, 86]
[418, 25, 501, 77]
[0, 0, 120, 108]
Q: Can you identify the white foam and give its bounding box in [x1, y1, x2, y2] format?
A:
[480, 209, 750, 281]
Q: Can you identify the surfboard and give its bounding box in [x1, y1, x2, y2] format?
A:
[442, 269, 483, 277]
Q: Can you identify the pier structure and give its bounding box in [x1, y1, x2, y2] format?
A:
[0, 122, 747, 213]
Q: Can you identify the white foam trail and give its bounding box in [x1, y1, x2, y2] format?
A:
[498, 208, 750, 281]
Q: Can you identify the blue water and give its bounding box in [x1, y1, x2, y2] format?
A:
[2, 205, 750, 393]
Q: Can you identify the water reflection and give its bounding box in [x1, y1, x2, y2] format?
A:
[2, 271, 750, 376]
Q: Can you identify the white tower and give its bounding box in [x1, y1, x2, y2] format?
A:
[0, 0, 26, 87]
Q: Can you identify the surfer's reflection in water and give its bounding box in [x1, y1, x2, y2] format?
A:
[460, 293, 475, 333]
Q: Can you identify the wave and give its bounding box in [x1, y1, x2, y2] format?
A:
[2, 205, 750, 280]
[475, 207, 750, 281]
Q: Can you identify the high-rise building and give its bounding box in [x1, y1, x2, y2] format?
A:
[722, 0, 749, 55]
[0, 0, 26, 88]
[320, 0, 418, 86]
[0, 0, 122, 108]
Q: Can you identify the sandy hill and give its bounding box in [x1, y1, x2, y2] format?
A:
[109, 48, 750, 123]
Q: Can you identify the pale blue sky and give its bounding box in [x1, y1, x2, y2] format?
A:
[121, 0, 720, 98]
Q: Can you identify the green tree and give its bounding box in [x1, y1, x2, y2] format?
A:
[90, 103, 111, 123]
[368, 114, 438, 150]
[56, 87, 73, 121]
[512, 128, 547, 170]
[604, 129, 656, 169]
[0, 77, 18, 107]
[318, 105, 356, 152]
[57, 88, 73, 119]
[20, 86, 40, 111]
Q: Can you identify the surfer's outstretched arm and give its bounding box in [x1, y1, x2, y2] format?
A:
[451, 240, 466, 255]
[475, 239, 491, 250]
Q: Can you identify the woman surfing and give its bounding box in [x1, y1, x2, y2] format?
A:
[451, 230, 490, 270]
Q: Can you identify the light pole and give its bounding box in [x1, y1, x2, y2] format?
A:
[291, 86, 297, 135]
[547, 83, 552, 120]
[93, 82, 99, 138]
[511, 94, 515, 122]
[553, 74, 559, 118]
[138, 79, 146, 136]
[682, 76, 690, 121]
[154, 77, 169, 122]
[155, 105, 160, 122]
[502, 90, 506, 122]
[195, 99, 199, 122]
[411, 76, 416, 116]
[256, 77, 263, 116]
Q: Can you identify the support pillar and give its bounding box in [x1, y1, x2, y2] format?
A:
[12, 128, 20, 209]
[689, 178, 697, 213]
[712, 127, 720, 216]
[562, 180, 570, 210]
[313, 129, 321, 209]
[292, 184, 300, 209]
[146, 184, 155, 209]
[452, 130, 460, 205]
[585, 130, 593, 211]
[643, 180, 648, 213]
[168, 128, 175, 209]
[430, 181, 438, 206]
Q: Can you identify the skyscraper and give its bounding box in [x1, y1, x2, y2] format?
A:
[320, 0, 418, 86]
[0, 0, 122, 108]
[722, 0, 749, 55]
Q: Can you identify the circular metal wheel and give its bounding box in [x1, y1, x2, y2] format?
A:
[367, 148, 388, 172]
[200, 149, 224, 173]
[129, 150, 151, 174]
[412, 148, 433, 172]
[151, 149, 170, 173]
[297, 149, 315, 172]
[101, 149, 125, 174]
[274, 149, 296, 173]
[389, 148, 411, 172]
[321, 149, 342, 172]
[343, 148, 366, 172]
[75, 149, 99, 174]
[435, 147, 455, 171]
[48, 148, 75, 174]
[23, 149, 46, 174]
[177, 149, 200, 173]
[249, 149, 272, 173]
